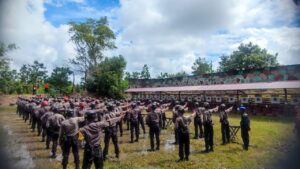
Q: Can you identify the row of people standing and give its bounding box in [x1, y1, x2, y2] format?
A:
[16, 97, 251, 168]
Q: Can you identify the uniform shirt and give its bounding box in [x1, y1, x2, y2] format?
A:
[203, 107, 219, 124]
[175, 115, 190, 132]
[60, 117, 85, 137]
[240, 113, 250, 130]
[47, 113, 65, 133]
[129, 107, 141, 122]
[36, 107, 48, 120]
[146, 110, 160, 127]
[103, 111, 121, 127]
[219, 110, 229, 124]
[203, 110, 214, 124]
[80, 121, 109, 147]
[41, 111, 54, 126]
[194, 107, 204, 120]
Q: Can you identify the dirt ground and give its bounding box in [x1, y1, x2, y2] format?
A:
[0, 95, 18, 106]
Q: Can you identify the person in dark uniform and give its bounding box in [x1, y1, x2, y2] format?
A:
[115, 102, 123, 137]
[240, 106, 250, 150]
[103, 103, 121, 159]
[176, 106, 193, 161]
[80, 111, 109, 169]
[40, 107, 54, 149]
[295, 104, 300, 139]
[219, 104, 233, 145]
[203, 102, 219, 152]
[146, 102, 161, 151]
[172, 104, 180, 144]
[129, 103, 140, 143]
[193, 102, 203, 139]
[46, 108, 65, 158]
[59, 109, 85, 169]
[137, 101, 146, 134]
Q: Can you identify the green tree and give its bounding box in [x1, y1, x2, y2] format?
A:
[47, 67, 73, 94]
[18, 61, 47, 94]
[69, 17, 116, 83]
[157, 71, 189, 79]
[0, 42, 18, 94]
[131, 72, 140, 79]
[140, 64, 151, 79]
[218, 42, 279, 72]
[86, 55, 128, 98]
[192, 57, 213, 75]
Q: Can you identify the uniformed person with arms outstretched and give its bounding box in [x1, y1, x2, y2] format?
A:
[193, 102, 203, 139]
[175, 106, 195, 161]
[202, 102, 219, 152]
[59, 109, 85, 169]
[219, 104, 233, 145]
[80, 111, 109, 169]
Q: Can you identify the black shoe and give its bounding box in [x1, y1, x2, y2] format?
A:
[156, 147, 159, 150]
[147, 149, 155, 152]
[116, 154, 119, 158]
[135, 139, 138, 142]
[194, 137, 198, 139]
[185, 157, 189, 161]
[172, 142, 178, 145]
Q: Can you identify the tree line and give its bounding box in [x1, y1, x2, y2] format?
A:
[126, 42, 279, 79]
[0, 16, 279, 97]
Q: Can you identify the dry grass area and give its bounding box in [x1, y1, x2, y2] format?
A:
[0, 105, 297, 169]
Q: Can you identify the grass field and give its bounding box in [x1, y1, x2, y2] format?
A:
[0, 105, 297, 169]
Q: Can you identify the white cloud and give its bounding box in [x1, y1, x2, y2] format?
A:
[0, 0, 76, 71]
[0, 0, 299, 80]
[115, 0, 300, 76]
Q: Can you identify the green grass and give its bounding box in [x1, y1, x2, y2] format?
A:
[0, 106, 296, 169]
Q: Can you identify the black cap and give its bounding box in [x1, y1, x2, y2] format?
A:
[131, 102, 137, 108]
[85, 110, 97, 120]
[106, 103, 114, 111]
[220, 103, 226, 108]
[66, 109, 74, 117]
[178, 106, 185, 114]
[203, 102, 209, 107]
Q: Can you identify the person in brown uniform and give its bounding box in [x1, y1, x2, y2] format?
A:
[60, 109, 85, 169]
[103, 103, 122, 160]
[80, 111, 109, 169]
[146, 102, 161, 151]
[40, 106, 54, 149]
[129, 103, 140, 143]
[175, 106, 195, 161]
[46, 107, 65, 158]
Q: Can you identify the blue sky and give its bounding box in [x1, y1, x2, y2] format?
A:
[45, 0, 120, 26]
[1, 0, 300, 78]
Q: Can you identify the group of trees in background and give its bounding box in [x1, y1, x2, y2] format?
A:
[0, 16, 280, 98]
[0, 49, 77, 95]
[140, 42, 279, 79]
[69, 17, 128, 98]
[125, 64, 151, 80]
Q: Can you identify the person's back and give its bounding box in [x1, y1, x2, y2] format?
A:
[61, 117, 84, 137]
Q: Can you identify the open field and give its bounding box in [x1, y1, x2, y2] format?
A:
[0, 105, 297, 169]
